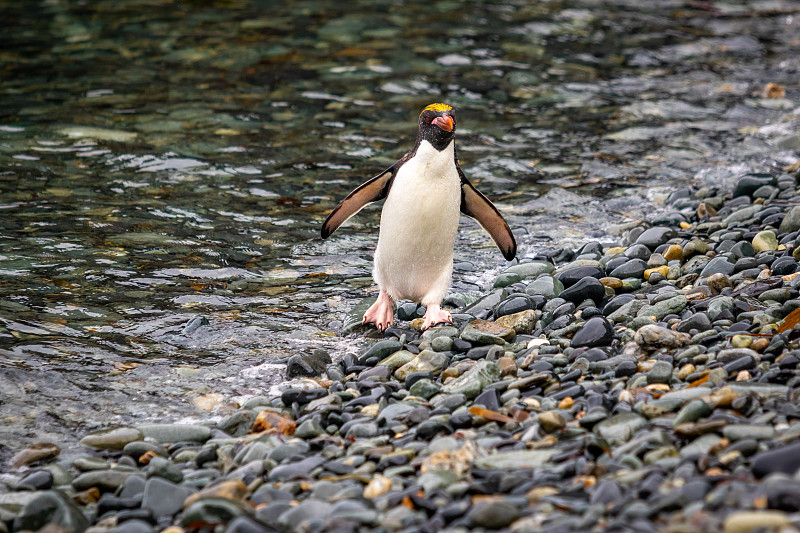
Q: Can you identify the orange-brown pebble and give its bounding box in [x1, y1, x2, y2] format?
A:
[138, 450, 158, 465]
[558, 397, 574, 410]
[599, 277, 623, 289]
[763, 82, 785, 99]
[496, 356, 518, 378]
[184, 479, 248, 507]
[663, 244, 684, 261]
[644, 266, 669, 281]
[441, 367, 459, 380]
[750, 337, 770, 352]
[253, 410, 295, 435]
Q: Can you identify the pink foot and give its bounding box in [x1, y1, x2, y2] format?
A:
[363, 290, 395, 332]
[422, 303, 452, 330]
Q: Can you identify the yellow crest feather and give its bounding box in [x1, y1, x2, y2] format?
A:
[420, 103, 453, 115]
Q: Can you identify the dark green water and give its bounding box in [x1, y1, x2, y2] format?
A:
[1, 0, 799, 449]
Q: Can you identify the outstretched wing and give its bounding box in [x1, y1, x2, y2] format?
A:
[459, 172, 516, 261]
[321, 164, 397, 238]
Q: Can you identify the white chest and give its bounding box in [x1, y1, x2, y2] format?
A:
[388, 140, 460, 208]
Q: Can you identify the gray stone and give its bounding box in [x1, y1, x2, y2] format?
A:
[141, 477, 196, 519]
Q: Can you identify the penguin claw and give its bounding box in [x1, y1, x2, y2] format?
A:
[421, 304, 452, 330]
[363, 290, 395, 332]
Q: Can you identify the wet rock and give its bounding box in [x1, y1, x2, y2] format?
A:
[287, 349, 332, 378]
[460, 320, 514, 345]
[10, 443, 60, 469]
[495, 309, 537, 334]
[137, 424, 211, 444]
[779, 206, 800, 233]
[467, 500, 520, 529]
[180, 497, 249, 528]
[142, 476, 196, 519]
[559, 276, 605, 304]
[751, 442, 800, 478]
[634, 325, 691, 349]
[752, 230, 778, 253]
[647, 361, 673, 384]
[505, 261, 554, 279]
[571, 317, 614, 348]
[722, 510, 789, 533]
[12, 490, 89, 533]
[733, 174, 775, 198]
[16, 470, 54, 491]
[441, 360, 499, 399]
[609, 259, 647, 279]
[636, 227, 677, 249]
[80, 427, 143, 450]
[395, 350, 448, 379]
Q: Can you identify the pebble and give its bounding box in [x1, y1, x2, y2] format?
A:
[571, 316, 614, 348]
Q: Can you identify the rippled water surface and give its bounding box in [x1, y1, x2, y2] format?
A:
[2, 0, 800, 449]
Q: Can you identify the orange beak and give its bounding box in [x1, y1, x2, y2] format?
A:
[432, 115, 454, 132]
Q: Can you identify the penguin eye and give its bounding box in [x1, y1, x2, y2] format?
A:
[425, 116, 432, 123]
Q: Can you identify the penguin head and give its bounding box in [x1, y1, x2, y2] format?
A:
[417, 103, 456, 151]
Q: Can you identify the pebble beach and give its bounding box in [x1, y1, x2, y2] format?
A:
[6, 169, 800, 533]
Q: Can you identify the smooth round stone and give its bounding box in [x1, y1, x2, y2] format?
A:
[430, 335, 454, 352]
[609, 259, 647, 279]
[538, 410, 566, 433]
[636, 227, 677, 249]
[752, 230, 779, 253]
[12, 490, 89, 533]
[504, 261, 554, 279]
[467, 500, 521, 529]
[10, 443, 61, 469]
[359, 339, 403, 363]
[408, 378, 441, 400]
[622, 244, 650, 260]
[494, 272, 522, 288]
[142, 476, 196, 519]
[751, 441, 800, 478]
[144, 457, 183, 483]
[494, 295, 534, 318]
[646, 361, 673, 384]
[615, 361, 638, 377]
[526, 276, 563, 298]
[602, 294, 636, 316]
[345, 422, 379, 439]
[780, 205, 800, 233]
[571, 317, 614, 348]
[72, 469, 140, 492]
[378, 350, 415, 370]
[772, 256, 798, 275]
[180, 497, 250, 528]
[730, 241, 755, 259]
[723, 511, 789, 533]
[295, 419, 325, 439]
[560, 276, 605, 304]
[287, 350, 332, 378]
[676, 313, 711, 333]
[733, 174, 775, 197]
[16, 470, 54, 491]
[122, 441, 169, 461]
[700, 257, 734, 277]
[555, 266, 605, 287]
[397, 302, 423, 320]
[80, 427, 143, 450]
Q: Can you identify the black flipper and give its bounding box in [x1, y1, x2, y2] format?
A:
[459, 171, 517, 261]
[321, 164, 398, 238]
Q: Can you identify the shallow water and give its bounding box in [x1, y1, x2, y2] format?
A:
[1, 0, 799, 451]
